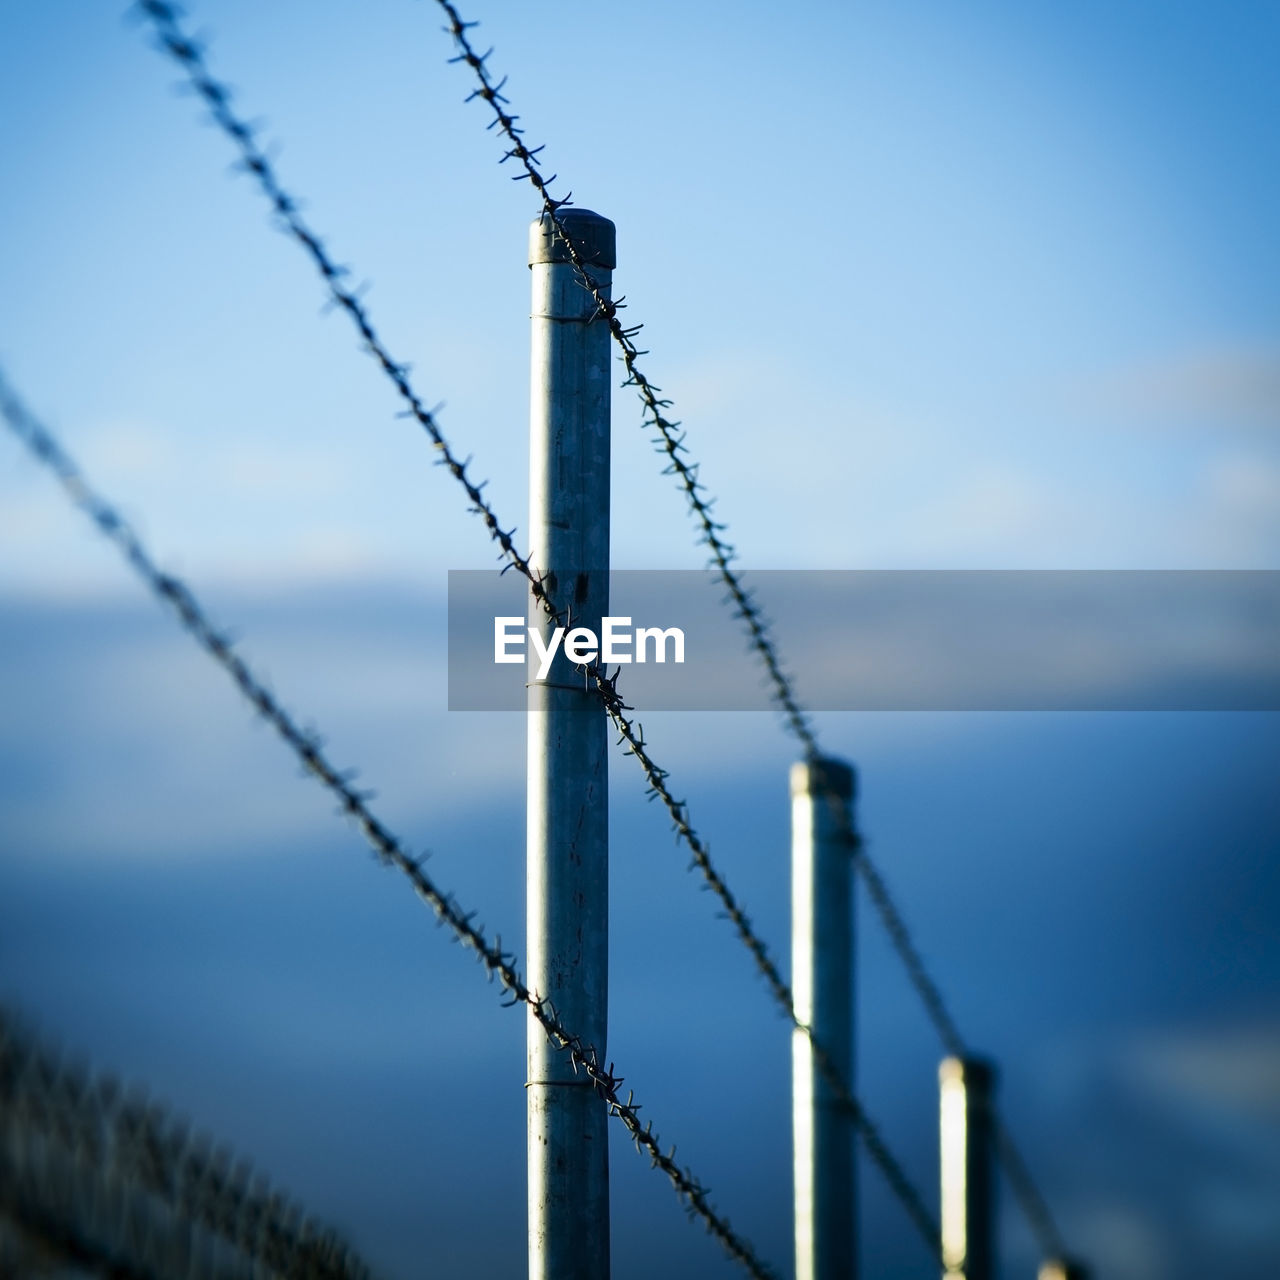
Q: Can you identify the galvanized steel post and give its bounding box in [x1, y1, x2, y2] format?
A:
[939, 1056, 998, 1280]
[526, 208, 614, 1280]
[792, 757, 857, 1280]
[1038, 1261, 1089, 1280]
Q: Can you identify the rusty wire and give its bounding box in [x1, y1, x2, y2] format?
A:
[435, 2, 1070, 1262]
[0, 368, 780, 1280]
[127, 0, 945, 1259]
[0, 1006, 373, 1280]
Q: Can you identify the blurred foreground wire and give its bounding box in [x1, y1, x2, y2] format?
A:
[0, 367, 779, 1278]
[0, 1005, 374, 1280]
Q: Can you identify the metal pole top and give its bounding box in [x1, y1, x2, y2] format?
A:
[790, 758, 856, 801]
[939, 1056, 998, 1094]
[528, 208, 617, 269]
[1039, 1262, 1090, 1280]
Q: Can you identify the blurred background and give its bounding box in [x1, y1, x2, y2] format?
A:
[1, 1, 1277, 1276]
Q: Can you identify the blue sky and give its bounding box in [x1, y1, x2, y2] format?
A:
[2, 0, 1278, 588]
[1, 2, 1278, 1278]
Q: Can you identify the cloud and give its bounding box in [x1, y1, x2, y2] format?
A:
[1127, 1024, 1280, 1123]
[904, 461, 1057, 551]
[0, 587, 532, 864]
[1118, 1024, 1280, 1253]
[1079, 341, 1280, 433]
[1207, 453, 1280, 518]
[1071, 1205, 1168, 1280]
[0, 409, 417, 596]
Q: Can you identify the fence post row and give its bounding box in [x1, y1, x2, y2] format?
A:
[525, 207, 616, 1280]
[940, 1056, 998, 1280]
[792, 757, 858, 1280]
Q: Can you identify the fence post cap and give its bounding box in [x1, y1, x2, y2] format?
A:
[790, 757, 856, 800]
[529, 207, 616, 269]
[939, 1055, 998, 1092]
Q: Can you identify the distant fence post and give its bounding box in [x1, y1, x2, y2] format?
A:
[939, 1056, 998, 1280]
[1039, 1261, 1089, 1280]
[792, 757, 857, 1280]
[525, 207, 615, 1280]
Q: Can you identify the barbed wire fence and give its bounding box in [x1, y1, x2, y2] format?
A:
[428, 0, 1071, 1263]
[0, 371, 779, 1280]
[439, 0, 1069, 1263]
[0, 0, 1077, 1273]
[130, 0, 946, 1264]
[129, 0, 947, 1259]
[0, 1006, 374, 1280]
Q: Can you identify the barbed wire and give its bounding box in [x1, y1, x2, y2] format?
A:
[434, 0, 817, 755]
[0, 1005, 372, 1280]
[994, 1116, 1069, 1263]
[131, 0, 542, 596]
[1, 1203, 173, 1280]
[601, 732, 942, 1258]
[433, 1, 1069, 1261]
[128, 0, 946, 1258]
[0, 368, 779, 1280]
[852, 836, 965, 1061]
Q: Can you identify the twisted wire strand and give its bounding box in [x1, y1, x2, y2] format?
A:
[603, 723, 942, 1258]
[129, 0, 945, 1257]
[434, 3, 1068, 1260]
[133, 0, 540, 594]
[0, 370, 779, 1280]
[0, 1007, 372, 1280]
[434, 0, 816, 755]
[2, 1201, 175, 1280]
[994, 1117, 1069, 1263]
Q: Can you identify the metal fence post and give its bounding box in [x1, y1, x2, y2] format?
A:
[526, 208, 615, 1280]
[939, 1056, 998, 1280]
[1039, 1261, 1089, 1280]
[792, 757, 857, 1280]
